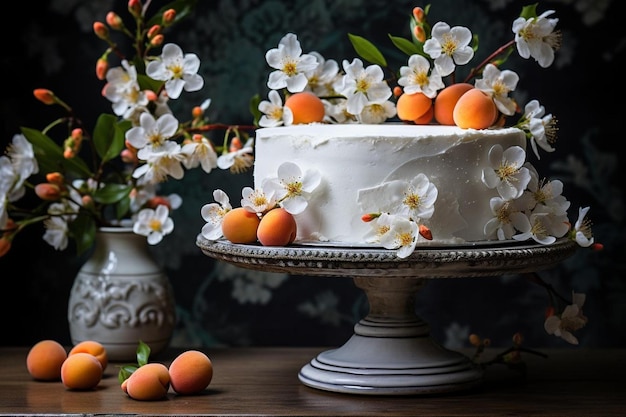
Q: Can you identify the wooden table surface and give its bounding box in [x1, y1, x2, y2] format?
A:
[1, 346, 624, 416]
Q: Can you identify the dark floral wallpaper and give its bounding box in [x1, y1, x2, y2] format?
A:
[1, 0, 624, 351]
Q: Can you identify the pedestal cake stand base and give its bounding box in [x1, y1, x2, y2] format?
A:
[196, 237, 577, 395]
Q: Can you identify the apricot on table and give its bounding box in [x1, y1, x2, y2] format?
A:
[452, 88, 497, 129]
[284, 91, 325, 124]
[169, 350, 213, 395]
[221, 207, 261, 244]
[121, 362, 171, 401]
[434, 82, 474, 125]
[61, 352, 103, 390]
[413, 104, 433, 124]
[26, 339, 68, 381]
[257, 207, 297, 246]
[396, 92, 432, 122]
[69, 340, 108, 372]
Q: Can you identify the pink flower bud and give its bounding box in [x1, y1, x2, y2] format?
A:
[192, 106, 203, 119]
[96, 58, 108, 81]
[128, 0, 142, 17]
[413, 25, 426, 43]
[46, 172, 64, 185]
[162, 9, 176, 26]
[106, 11, 123, 29]
[35, 183, 61, 201]
[147, 24, 161, 40]
[150, 34, 164, 47]
[93, 21, 109, 40]
[33, 89, 55, 105]
[418, 224, 432, 240]
[412, 7, 425, 23]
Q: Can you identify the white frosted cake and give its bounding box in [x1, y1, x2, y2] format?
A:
[253, 123, 527, 246]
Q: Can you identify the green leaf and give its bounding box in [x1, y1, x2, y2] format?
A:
[348, 33, 387, 67]
[115, 195, 132, 220]
[93, 183, 132, 204]
[137, 341, 151, 367]
[69, 214, 96, 256]
[520, 3, 539, 20]
[389, 35, 422, 57]
[20, 127, 92, 177]
[249, 94, 262, 127]
[137, 73, 164, 94]
[146, 0, 198, 27]
[118, 364, 139, 384]
[93, 114, 127, 162]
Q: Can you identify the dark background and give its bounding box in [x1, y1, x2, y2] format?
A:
[1, 0, 624, 350]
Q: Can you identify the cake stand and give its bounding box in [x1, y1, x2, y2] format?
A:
[196, 236, 577, 395]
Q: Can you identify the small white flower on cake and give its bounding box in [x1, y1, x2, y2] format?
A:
[512, 9, 560, 68]
[133, 204, 174, 245]
[146, 43, 204, 99]
[305, 51, 341, 98]
[397, 54, 444, 98]
[484, 197, 531, 241]
[337, 58, 392, 116]
[265, 33, 318, 93]
[482, 144, 531, 200]
[524, 165, 570, 216]
[475, 63, 519, 116]
[519, 99, 556, 159]
[356, 100, 397, 124]
[241, 186, 277, 215]
[200, 189, 232, 241]
[264, 162, 321, 215]
[512, 206, 569, 245]
[378, 215, 419, 259]
[258, 90, 293, 127]
[423, 22, 474, 77]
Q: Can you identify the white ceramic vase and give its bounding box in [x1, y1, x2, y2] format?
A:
[68, 227, 176, 362]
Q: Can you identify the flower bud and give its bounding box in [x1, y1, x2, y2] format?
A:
[393, 86, 402, 97]
[468, 334, 481, 347]
[93, 21, 109, 40]
[192, 106, 203, 119]
[162, 9, 176, 26]
[106, 11, 123, 29]
[413, 25, 426, 43]
[120, 148, 138, 164]
[128, 0, 142, 18]
[150, 34, 164, 47]
[146, 196, 172, 210]
[0, 236, 11, 258]
[229, 136, 243, 152]
[71, 128, 83, 142]
[412, 7, 425, 23]
[96, 58, 108, 81]
[147, 24, 161, 40]
[144, 90, 158, 102]
[35, 183, 61, 201]
[81, 195, 95, 209]
[418, 224, 432, 240]
[512, 332, 524, 346]
[33, 89, 56, 105]
[46, 172, 64, 185]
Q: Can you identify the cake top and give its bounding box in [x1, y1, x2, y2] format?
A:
[252, 3, 559, 161]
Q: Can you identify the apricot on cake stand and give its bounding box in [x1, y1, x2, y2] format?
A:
[196, 236, 577, 395]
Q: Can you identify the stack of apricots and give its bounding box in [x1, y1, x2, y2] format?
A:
[26, 339, 213, 401]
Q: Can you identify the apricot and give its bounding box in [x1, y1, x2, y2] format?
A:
[413, 104, 433, 124]
[69, 340, 108, 372]
[221, 207, 261, 244]
[169, 350, 213, 395]
[257, 207, 297, 246]
[26, 339, 67, 381]
[121, 363, 171, 401]
[61, 352, 103, 390]
[434, 82, 474, 125]
[284, 91, 325, 124]
[396, 92, 432, 122]
[452, 88, 497, 129]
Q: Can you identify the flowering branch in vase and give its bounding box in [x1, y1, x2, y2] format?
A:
[0, 0, 255, 257]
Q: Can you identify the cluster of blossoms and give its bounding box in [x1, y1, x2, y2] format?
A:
[0, 0, 253, 257]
